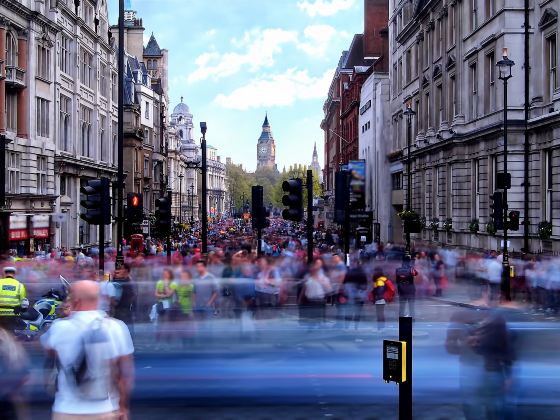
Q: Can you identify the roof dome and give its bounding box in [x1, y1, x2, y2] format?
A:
[173, 96, 190, 115]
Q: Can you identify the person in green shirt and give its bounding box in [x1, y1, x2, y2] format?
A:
[176, 269, 195, 318]
[155, 268, 177, 328]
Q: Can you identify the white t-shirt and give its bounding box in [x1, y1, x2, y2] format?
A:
[98, 282, 116, 312]
[41, 310, 134, 415]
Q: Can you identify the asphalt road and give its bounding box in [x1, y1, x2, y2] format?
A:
[22, 301, 560, 419]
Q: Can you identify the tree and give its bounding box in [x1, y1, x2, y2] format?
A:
[226, 163, 253, 211]
[254, 166, 280, 208]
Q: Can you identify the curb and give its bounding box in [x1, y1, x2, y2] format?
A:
[426, 296, 488, 310]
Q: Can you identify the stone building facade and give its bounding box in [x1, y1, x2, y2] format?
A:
[389, 0, 560, 252]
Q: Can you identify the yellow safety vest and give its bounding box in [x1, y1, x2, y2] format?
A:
[0, 277, 26, 317]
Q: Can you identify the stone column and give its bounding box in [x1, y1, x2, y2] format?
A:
[16, 32, 28, 139]
[0, 24, 6, 134]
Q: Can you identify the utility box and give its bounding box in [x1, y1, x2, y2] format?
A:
[383, 339, 407, 384]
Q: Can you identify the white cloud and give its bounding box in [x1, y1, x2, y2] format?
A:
[214, 68, 334, 110]
[298, 24, 343, 58]
[188, 28, 298, 83]
[297, 0, 355, 17]
[204, 29, 217, 37]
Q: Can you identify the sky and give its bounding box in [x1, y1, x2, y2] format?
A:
[109, 0, 364, 172]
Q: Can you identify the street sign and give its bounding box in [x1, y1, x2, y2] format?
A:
[52, 213, 67, 223]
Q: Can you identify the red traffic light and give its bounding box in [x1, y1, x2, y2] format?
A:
[131, 195, 140, 207]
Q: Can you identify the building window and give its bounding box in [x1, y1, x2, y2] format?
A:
[6, 92, 17, 132]
[485, 51, 496, 114]
[100, 63, 108, 97]
[60, 175, 67, 196]
[398, 59, 403, 89]
[111, 73, 117, 102]
[112, 121, 118, 165]
[6, 152, 21, 194]
[406, 49, 412, 83]
[485, 0, 495, 20]
[469, 62, 478, 119]
[449, 74, 456, 122]
[59, 95, 71, 151]
[449, 6, 456, 47]
[448, 164, 454, 217]
[37, 156, 47, 195]
[436, 19, 442, 58]
[144, 156, 150, 178]
[474, 159, 481, 219]
[100, 115, 107, 162]
[145, 101, 150, 119]
[392, 63, 398, 97]
[80, 49, 94, 88]
[435, 84, 443, 128]
[414, 99, 420, 136]
[392, 172, 403, 190]
[545, 150, 553, 221]
[60, 35, 72, 74]
[434, 166, 441, 219]
[37, 45, 51, 81]
[546, 34, 557, 102]
[6, 32, 17, 66]
[36, 98, 50, 137]
[471, 0, 478, 31]
[80, 106, 92, 157]
[425, 91, 431, 129]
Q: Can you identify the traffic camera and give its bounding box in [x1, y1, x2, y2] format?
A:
[80, 178, 111, 225]
[281, 178, 303, 222]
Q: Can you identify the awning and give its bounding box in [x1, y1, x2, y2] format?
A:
[9, 215, 28, 241]
[32, 215, 51, 239]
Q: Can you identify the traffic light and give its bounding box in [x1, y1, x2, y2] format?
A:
[508, 210, 520, 231]
[80, 178, 111, 225]
[155, 196, 171, 234]
[281, 178, 303, 222]
[251, 186, 263, 229]
[258, 207, 270, 229]
[127, 193, 143, 224]
[490, 191, 504, 230]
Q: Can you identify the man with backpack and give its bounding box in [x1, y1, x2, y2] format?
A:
[371, 267, 396, 332]
[396, 255, 418, 318]
[41, 280, 135, 420]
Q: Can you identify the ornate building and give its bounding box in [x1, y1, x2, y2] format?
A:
[168, 97, 198, 223]
[389, 0, 560, 252]
[256, 114, 277, 170]
[309, 142, 323, 183]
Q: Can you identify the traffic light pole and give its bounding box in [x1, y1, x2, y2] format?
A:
[167, 189, 172, 265]
[257, 227, 262, 257]
[307, 170, 313, 265]
[99, 223, 105, 276]
[501, 73, 511, 302]
[399, 316, 413, 420]
[201, 125, 208, 255]
[115, 0, 125, 269]
[0, 134, 11, 257]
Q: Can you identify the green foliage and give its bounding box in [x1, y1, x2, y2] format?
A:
[469, 218, 480, 234]
[538, 221, 553, 240]
[254, 166, 280, 207]
[430, 217, 440, 232]
[443, 218, 453, 232]
[398, 209, 419, 220]
[226, 163, 253, 209]
[486, 222, 497, 236]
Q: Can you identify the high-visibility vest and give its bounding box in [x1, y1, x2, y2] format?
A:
[0, 277, 26, 316]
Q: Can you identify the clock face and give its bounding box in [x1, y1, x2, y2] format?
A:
[260, 146, 267, 155]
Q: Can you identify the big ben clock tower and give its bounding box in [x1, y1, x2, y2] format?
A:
[256, 114, 277, 170]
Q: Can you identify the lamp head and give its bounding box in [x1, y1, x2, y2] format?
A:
[496, 47, 515, 80]
[200, 121, 207, 135]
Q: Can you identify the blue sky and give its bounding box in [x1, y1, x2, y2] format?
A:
[109, 0, 364, 172]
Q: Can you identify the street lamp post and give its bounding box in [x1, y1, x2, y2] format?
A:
[200, 122, 208, 254]
[497, 48, 515, 301]
[116, 0, 125, 269]
[403, 104, 416, 256]
[189, 184, 195, 223]
[178, 173, 184, 225]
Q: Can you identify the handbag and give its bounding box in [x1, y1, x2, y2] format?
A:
[156, 301, 165, 315]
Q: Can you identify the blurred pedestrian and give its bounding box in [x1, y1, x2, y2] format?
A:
[395, 256, 417, 318]
[342, 262, 368, 330]
[299, 259, 331, 328]
[41, 280, 134, 420]
[0, 266, 27, 330]
[112, 264, 137, 335]
[193, 261, 219, 321]
[432, 253, 446, 297]
[0, 321, 29, 420]
[372, 267, 388, 332]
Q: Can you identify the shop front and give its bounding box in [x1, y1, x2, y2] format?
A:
[8, 214, 53, 256]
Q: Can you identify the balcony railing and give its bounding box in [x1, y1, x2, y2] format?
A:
[5, 65, 26, 89]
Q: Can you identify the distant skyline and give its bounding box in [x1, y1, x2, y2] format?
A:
[109, 0, 364, 171]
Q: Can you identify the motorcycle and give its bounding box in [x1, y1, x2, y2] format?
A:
[14, 276, 69, 340]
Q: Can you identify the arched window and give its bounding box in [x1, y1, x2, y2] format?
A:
[178, 129, 183, 139]
[6, 32, 17, 66]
